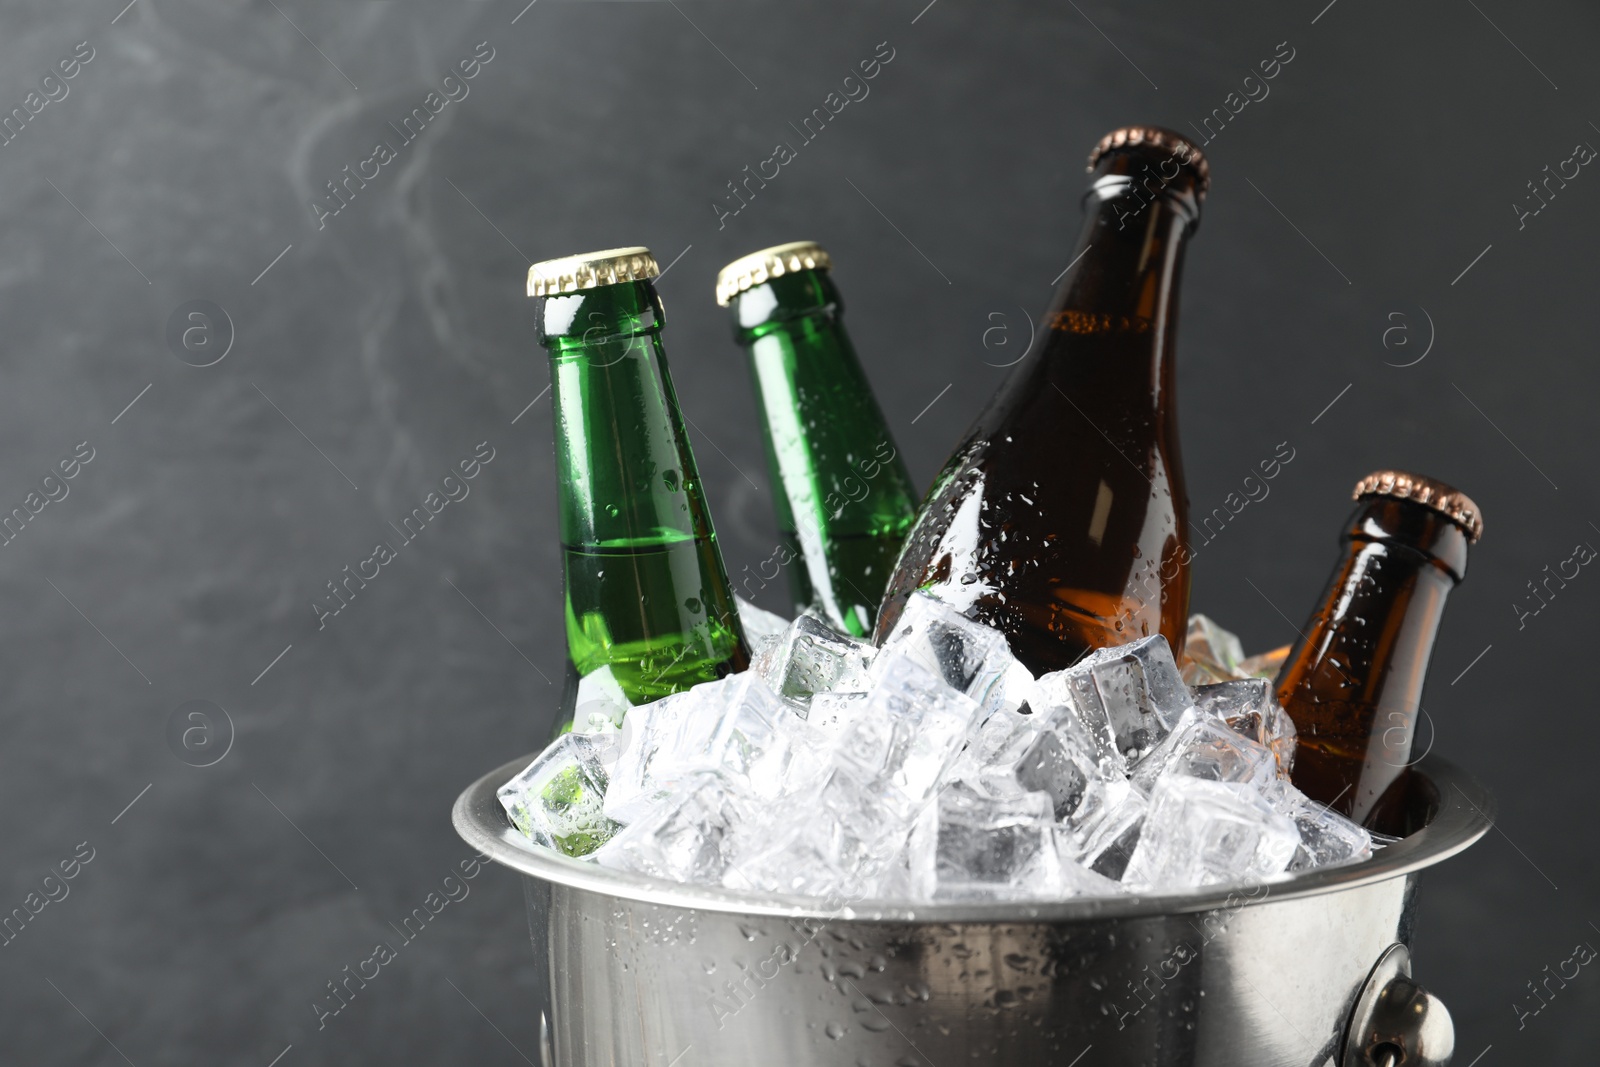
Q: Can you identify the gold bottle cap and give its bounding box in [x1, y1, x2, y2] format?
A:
[715, 241, 832, 307]
[527, 247, 660, 298]
[1087, 125, 1211, 200]
[1354, 470, 1483, 542]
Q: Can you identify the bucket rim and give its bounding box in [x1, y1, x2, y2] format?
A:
[452, 752, 1493, 923]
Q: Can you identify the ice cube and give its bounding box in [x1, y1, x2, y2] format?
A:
[1263, 703, 1297, 777]
[933, 784, 1064, 900]
[723, 817, 857, 898]
[1237, 644, 1290, 680]
[1179, 614, 1247, 685]
[1031, 672, 1119, 772]
[572, 665, 632, 731]
[1056, 635, 1190, 766]
[688, 675, 825, 799]
[804, 690, 868, 742]
[1272, 783, 1373, 872]
[498, 733, 622, 857]
[575, 709, 623, 736]
[1122, 777, 1298, 891]
[736, 594, 791, 644]
[1086, 806, 1143, 880]
[967, 704, 1141, 867]
[834, 651, 983, 819]
[877, 800, 938, 900]
[877, 591, 1014, 715]
[1060, 855, 1127, 897]
[997, 658, 1041, 716]
[947, 704, 1039, 794]
[1069, 778, 1148, 872]
[592, 774, 750, 883]
[1192, 680, 1296, 777]
[1129, 707, 1279, 796]
[602, 674, 824, 821]
[1177, 614, 1288, 683]
[1289, 807, 1373, 872]
[1014, 730, 1095, 822]
[725, 767, 908, 898]
[602, 683, 722, 823]
[754, 613, 875, 707]
[1192, 679, 1270, 733]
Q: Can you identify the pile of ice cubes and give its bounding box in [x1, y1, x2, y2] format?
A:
[498, 595, 1373, 901]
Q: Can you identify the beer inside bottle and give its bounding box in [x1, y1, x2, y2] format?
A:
[875, 127, 1206, 674]
[1275, 471, 1480, 830]
[530, 248, 748, 722]
[719, 242, 919, 637]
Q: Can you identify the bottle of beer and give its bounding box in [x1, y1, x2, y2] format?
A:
[530, 247, 749, 726]
[875, 126, 1206, 674]
[1275, 471, 1481, 829]
[718, 241, 919, 637]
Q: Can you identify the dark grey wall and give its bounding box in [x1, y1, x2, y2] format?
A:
[2, 0, 1595, 1063]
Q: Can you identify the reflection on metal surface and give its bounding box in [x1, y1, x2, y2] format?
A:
[1342, 943, 1455, 1067]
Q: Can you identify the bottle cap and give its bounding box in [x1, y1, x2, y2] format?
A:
[716, 241, 832, 307]
[1354, 470, 1483, 542]
[1087, 126, 1210, 200]
[527, 247, 660, 297]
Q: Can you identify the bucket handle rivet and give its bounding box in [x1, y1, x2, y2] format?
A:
[1342, 943, 1456, 1067]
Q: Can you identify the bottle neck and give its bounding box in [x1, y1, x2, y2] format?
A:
[538, 278, 663, 352]
[729, 268, 844, 342]
[1281, 498, 1469, 715]
[1053, 175, 1196, 335]
[537, 279, 708, 549]
[728, 272, 848, 551]
[1011, 172, 1199, 438]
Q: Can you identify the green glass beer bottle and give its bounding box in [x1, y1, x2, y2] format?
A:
[718, 242, 919, 637]
[876, 127, 1205, 674]
[530, 247, 749, 725]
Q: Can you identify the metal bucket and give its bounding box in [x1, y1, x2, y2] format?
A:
[453, 754, 1491, 1067]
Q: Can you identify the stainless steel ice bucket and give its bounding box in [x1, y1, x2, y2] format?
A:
[453, 754, 1491, 1067]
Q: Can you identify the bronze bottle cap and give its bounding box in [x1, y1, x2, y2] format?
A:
[1087, 125, 1210, 200]
[1354, 470, 1483, 543]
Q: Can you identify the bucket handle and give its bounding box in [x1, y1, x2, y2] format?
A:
[1342, 943, 1456, 1066]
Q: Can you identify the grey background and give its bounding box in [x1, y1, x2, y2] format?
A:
[1, 0, 1595, 1063]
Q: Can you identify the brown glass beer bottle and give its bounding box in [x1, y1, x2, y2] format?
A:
[1275, 471, 1482, 828]
[875, 126, 1206, 674]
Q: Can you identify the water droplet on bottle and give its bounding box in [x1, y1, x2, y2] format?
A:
[825, 1022, 847, 1040]
[663, 469, 679, 491]
[605, 504, 620, 518]
[685, 597, 702, 614]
